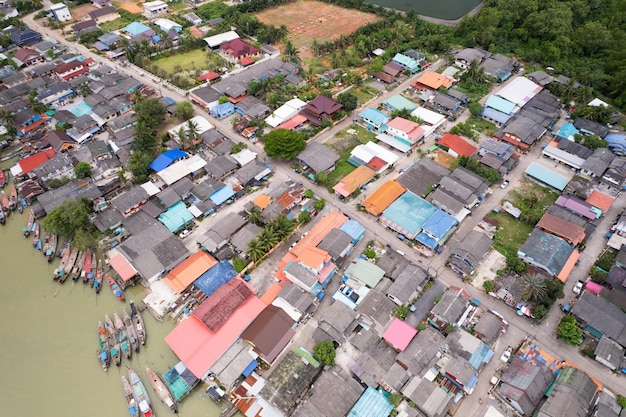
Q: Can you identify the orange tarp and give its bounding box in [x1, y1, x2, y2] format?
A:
[252, 194, 272, 210]
[163, 251, 218, 293]
[332, 165, 376, 197]
[109, 253, 137, 282]
[586, 190, 613, 213]
[556, 249, 580, 282]
[362, 180, 406, 216]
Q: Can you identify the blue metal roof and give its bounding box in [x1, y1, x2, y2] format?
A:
[380, 191, 437, 240]
[606, 133, 626, 154]
[485, 95, 516, 114]
[158, 201, 193, 232]
[193, 260, 236, 297]
[421, 209, 458, 239]
[555, 123, 579, 140]
[525, 162, 570, 191]
[70, 101, 93, 117]
[391, 53, 419, 69]
[242, 359, 258, 377]
[209, 185, 235, 205]
[339, 219, 365, 242]
[124, 22, 151, 36]
[416, 232, 437, 249]
[348, 387, 393, 417]
[150, 148, 188, 172]
[359, 108, 389, 127]
[481, 107, 512, 125]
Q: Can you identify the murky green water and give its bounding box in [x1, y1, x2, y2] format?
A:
[0, 182, 221, 417]
[367, 0, 482, 20]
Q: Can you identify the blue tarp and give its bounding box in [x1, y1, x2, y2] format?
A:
[242, 360, 258, 377]
[150, 149, 188, 172]
[193, 260, 236, 297]
[209, 186, 235, 205]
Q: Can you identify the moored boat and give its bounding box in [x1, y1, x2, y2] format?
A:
[71, 251, 85, 282]
[114, 312, 131, 360]
[54, 242, 71, 281]
[41, 233, 50, 255]
[111, 342, 122, 367]
[89, 252, 97, 286]
[0, 211, 4, 225]
[122, 376, 140, 417]
[31, 222, 39, 248]
[23, 209, 34, 237]
[46, 234, 58, 263]
[94, 260, 103, 294]
[98, 321, 110, 372]
[0, 170, 5, 188]
[60, 247, 78, 283]
[130, 300, 146, 346]
[9, 185, 17, 211]
[123, 309, 140, 353]
[2, 191, 10, 216]
[82, 250, 92, 283]
[20, 197, 27, 209]
[146, 367, 177, 413]
[105, 314, 121, 366]
[106, 273, 125, 302]
[128, 367, 154, 417]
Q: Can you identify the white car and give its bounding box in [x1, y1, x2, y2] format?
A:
[179, 229, 192, 239]
[500, 180, 509, 189]
[573, 280, 584, 295]
[500, 346, 513, 363]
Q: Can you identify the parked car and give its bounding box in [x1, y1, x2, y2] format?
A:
[500, 346, 513, 363]
[572, 280, 584, 295]
[179, 229, 192, 239]
[500, 180, 509, 189]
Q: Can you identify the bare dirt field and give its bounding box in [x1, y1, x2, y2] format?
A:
[119, 1, 144, 14]
[71, 4, 97, 20]
[256, 0, 380, 59]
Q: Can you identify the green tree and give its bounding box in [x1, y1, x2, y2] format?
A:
[468, 102, 483, 116]
[388, 393, 402, 407]
[483, 280, 495, 293]
[175, 101, 194, 120]
[79, 84, 91, 97]
[282, 40, 300, 64]
[246, 206, 263, 226]
[245, 239, 266, 262]
[263, 129, 306, 160]
[298, 210, 311, 224]
[127, 151, 152, 183]
[257, 228, 279, 252]
[394, 305, 411, 320]
[521, 274, 548, 302]
[337, 92, 358, 112]
[74, 161, 92, 179]
[313, 198, 326, 211]
[444, 323, 455, 335]
[304, 189, 314, 198]
[232, 256, 249, 273]
[557, 316, 582, 345]
[464, 59, 487, 84]
[269, 214, 296, 240]
[42, 198, 91, 238]
[531, 304, 548, 320]
[617, 395, 626, 409]
[313, 341, 336, 366]
[583, 134, 609, 150]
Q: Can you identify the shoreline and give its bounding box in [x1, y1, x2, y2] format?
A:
[417, 2, 484, 26]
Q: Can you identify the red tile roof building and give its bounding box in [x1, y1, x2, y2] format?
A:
[220, 38, 260, 59]
[17, 148, 56, 175]
[438, 133, 478, 157]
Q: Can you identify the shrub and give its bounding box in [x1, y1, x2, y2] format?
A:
[313, 341, 336, 366]
[483, 280, 495, 293]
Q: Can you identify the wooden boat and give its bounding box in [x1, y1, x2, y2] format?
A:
[94, 260, 103, 294]
[114, 312, 131, 360]
[89, 252, 97, 286]
[147, 367, 177, 413]
[61, 247, 78, 283]
[123, 309, 140, 353]
[111, 342, 122, 367]
[81, 250, 92, 283]
[128, 367, 154, 417]
[122, 376, 140, 417]
[71, 251, 85, 282]
[31, 223, 39, 248]
[41, 233, 50, 256]
[0, 210, 4, 225]
[46, 234, 57, 263]
[106, 273, 125, 302]
[105, 314, 121, 366]
[2, 191, 10, 216]
[23, 209, 34, 237]
[20, 197, 27, 209]
[0, 170, 5, 188]
[130, 301, 146, 346]
[54, 242, 71, 281]
[98, 321, 110, 372]
[9, 185, 17, 211]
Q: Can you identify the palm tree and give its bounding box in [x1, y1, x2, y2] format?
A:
[521, 274, 548, 302]
[270, 214, 296, 240]
[257, 228, 279, 252]
[246, 239, 266, 262]
[185, 119, 201, 147]
[246, 206, 262, 226]
[465, 59, 487, 84]
[283, 40, 300, 64]
[175, 127, 188, 148]
[0, 108, 15, 126]
[79, 84, 91, 97]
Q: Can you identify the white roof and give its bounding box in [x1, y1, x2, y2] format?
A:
[351, 145, 375, 163]
[372, 48, 385, 56]
[188, 205, 203, 218]
[154, 18, 181, 31]
[167, 116, 214, 140]
[272, 298, 304, 322]
[144, 0, 166, 7]
[203, 30, 239, 48]
[264, 98, 307, 127]
[50, 3, 68, 10]
[143, 279, 178, 320]
[158, 159, 192, 185]
[10, 164, 22, 177]
[495, 77, 541, 107]
[364, 141, 399, 165]
[140, 181, 161, 196]
[376, 133, 411, 153]
[588, 98, 609, 108]
[411, 106, 446, 127]
[186, 154, 207, 172]
[231, 149, 257, 166]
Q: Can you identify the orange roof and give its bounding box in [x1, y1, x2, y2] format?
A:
[189, 26, 204, 39]
[18, 148, 56, 174]
[276, 114, 307, 130]
[438, 133, 478, 157]
[297, 246, 331, 270]
[557, 249, 580, 282]
[586, 190, 613, 212]
[536, 213, 585, 245]
[252, 194, 272, 210]
[197, 71, 219, 82]
[239, 56, 255, 66]
[277, 192, 295, 208]
[332, 165, 376, 197]
[290, 211, 348, 257]
[109, 253, 137, 282]
[165, 295, 266, 378]
[163, 251, 218, 293]
[412, 72, 454, 90]
[362, 180, 406, 216]
[260, 280, 288, 305]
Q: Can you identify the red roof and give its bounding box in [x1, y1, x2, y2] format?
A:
[276, 114, 307, 130]
[165, 296, 266, 378]
[367, 156, 387, 172]
[109, 253, 137, 282]
[55, 60, 85, 74]
[220, 38, 259, 58]
[383, 318, 418, 351]
[14, 47, 41, 62]
[192, 278, 253, 331]
[239, 57, 255, 66]
[586, 190, 613, 213]
[438, 133, 477, 157]
[18, 148, 56, 174]
[197, 71, 220, 82]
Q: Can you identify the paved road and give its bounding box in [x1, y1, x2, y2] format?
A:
[30, 10, 626, 412]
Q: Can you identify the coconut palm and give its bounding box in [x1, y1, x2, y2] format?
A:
[270, 214, 296, 240]
[465, 59, 487, 84]
[257, 228, 279, 252]
[246, 206, 263, 226]
[175, 127, 188, 148]
[185, 119, 201, 146]
[246, 239, 265, 262]
[521, 274, 548, 302]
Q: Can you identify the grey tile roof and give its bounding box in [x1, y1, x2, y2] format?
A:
[316, 228, 352, 260]
[296, 142, 340, 173]
[572, 291, 626, 345]
[518, 229, 574, 276]
[191, 178, 225, 201]
[473, 314, 501, 345]
[538, 366, 598, 417]
[449, 230, 492, 276]
[94, 207, 124, 232]
[594, 336, 624, 370]
[498, 357, 555, 416]
[276, 283, 315, 314]
[397, 157, 450, 197]
[156, 187, 180, 208]
[387, 264, 428, 305]
[376, 249, 410, 279]
[429, 288, 468, 325]
[574, 117, 609, 138]
[229, 222, 261, 253]
[427, 188, 466, 216]
[292, 367, 363, 417]
[355, 289, 396, 334]
[110, 185, 149, 214]
[205, 155, 238, 179]
[352, 338, 397, 387]
[123, 210, 159, 235]
[496, 115, 547, 145]
[581, 148, 615, 177]
[37, 180, 102, 213]
[170, 177, 195, 197]
[397, 327, 444, 376]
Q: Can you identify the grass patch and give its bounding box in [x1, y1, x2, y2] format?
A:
[326, 160, 356, 185]
[465, 116, 498, 137]
[334, 124, 377, 142]
[324, 124, 376, 187]
[455, 80, 490, 101]
[152, 49, 210, 73]
[100, 12, 145, 33]
[345, 85, 378, 105]
[490, 211, 533, 256]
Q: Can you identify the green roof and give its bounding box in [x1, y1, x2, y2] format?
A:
[345, 258, 385, 288]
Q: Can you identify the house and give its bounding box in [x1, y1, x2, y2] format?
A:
[348, 387, 393, 417]
[32, 153, 75, 185]
[358, 108, 389, 131]
[386, 263, 428, 306]
[210, 101, 235, 119]
[203, 30, 240, 49]
[495, 115, 547, 151]
[41, 130, 76, 153]
[88, 6, 120, 24]
[154, 18, 182, 33]
[240, 305, 295, 364]
[606, 132, 626, 156]
[541, 138, 593, 170]
[454, 48, 490, 69]
[348, 141, 398, 173]
[382, 61, 404, 78]
[10, 26, 42, 46]
[355, 289, 397, 336]
[143, 0, 168, 18]
[300, 95, 342, 126]
[518, 229, 578, 281]
[415, 209, 458, 252]
[473, 313, 503, 345]
[428, 92, 462, 116]
[220, 38, 260, 60]
[397, 327, 444, 376]
[573, 117, 609, 138]
[580, 148, 615, 179]
[402, 376, 452, 417]
[271, 283, 315, 322]
[537, 367, 598, 417]
[316, 298, 359, 343]
[293, 368, 363, 417]
[72, 19, 99, 36]
[37, 82, 74, 106]
[428, 286, 469, 330]
[527, 70, 554, 86]
[12, 48, 44, 67]
[602, 156, 626, 190]
[385, 117, 425, 147]
[50, 3, 72, 22]
[437, 133, 477, 158]
[448, 230, 492, 277]
[480, 53, 515, 82]
[382, 95, 417, 113]
[92, 0, 112, 7]
[411, 72, 454, 92]
[536, 213, 585, 245]
[332, 165, 376, 198]
[391, 52, 420, 73]
[379, 191, 437, 240]
[397, 157, 450, 197]
[54, 60, 90, 81]
[183, 12, 202, 26]
[362, 180, 405, 217]
[265, 98, 307, 128]
[497, 357, 555, 416]
[594, 336, 624, 371]
[110, 185, 149, 217]
[296, 142, 339, 174]
[571, 291, 626, 347]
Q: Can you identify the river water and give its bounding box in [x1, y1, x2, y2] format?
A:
[367, 0, 482, 20]
[0, 179, 221, 416]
